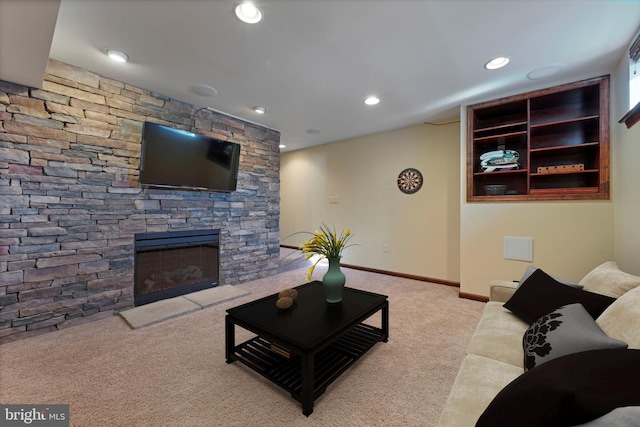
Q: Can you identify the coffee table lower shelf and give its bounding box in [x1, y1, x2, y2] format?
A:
[232, 323, 383, 404]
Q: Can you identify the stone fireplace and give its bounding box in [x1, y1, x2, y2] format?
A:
[134, 230, 219, 306]
[0, 59, 281, 344]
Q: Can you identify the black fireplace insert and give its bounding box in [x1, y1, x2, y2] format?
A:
[134, 229, 219, 306]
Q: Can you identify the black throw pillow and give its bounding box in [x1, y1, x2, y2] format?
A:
[476, 348, 640, 427]
[503, 268, 615, 324]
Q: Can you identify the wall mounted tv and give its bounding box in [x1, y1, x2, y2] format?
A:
[140, 122, 241, 192]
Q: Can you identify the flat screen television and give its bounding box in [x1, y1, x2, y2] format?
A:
[140, 122, 240, 192]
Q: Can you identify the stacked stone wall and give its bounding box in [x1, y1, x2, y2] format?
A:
[0, 60, 281, 344]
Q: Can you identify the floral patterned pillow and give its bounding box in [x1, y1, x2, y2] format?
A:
[523, 303, 628, 371]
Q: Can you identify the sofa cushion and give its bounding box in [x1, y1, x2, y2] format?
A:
[523, 303, 627, 371]
[489, 280, 518, 303]
[476, 349, 640, 427]
[519, 265, 582, 288]
[437, 354, 523, 427]
[503, 269, 615, 324]
[579, 261, 640, 298]
[597, 285, 640, 349]
[466, 302, 528, 368]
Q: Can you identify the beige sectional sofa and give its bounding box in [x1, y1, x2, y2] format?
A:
[438, 262, 640, 427]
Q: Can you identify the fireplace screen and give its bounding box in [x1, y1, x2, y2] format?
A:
[134, 230, 219, 306]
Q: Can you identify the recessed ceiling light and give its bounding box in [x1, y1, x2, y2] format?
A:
[106, 49, 129, 63]
[484, 57, 510, 70]
[252, 106, 266, 114]
[235, 2, 263, 24]
[364, 96, 380, 106]
[279, 144, 286, 149]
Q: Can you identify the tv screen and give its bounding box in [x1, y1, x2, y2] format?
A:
[140, 122, 240, 192]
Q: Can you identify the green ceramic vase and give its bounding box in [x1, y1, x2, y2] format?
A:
[323, 257, 345, 303]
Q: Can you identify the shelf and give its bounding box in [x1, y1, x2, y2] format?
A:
[474, 169, 527, 177]
[473, 100, 527, 131]
[530, 120, 600, 150]
[473, 130, 527, 143]
[530, 142, 599, 153]
[530, 85, 600, 126]
[530, 110, 599, 127]
[232, 323, 383, 401]
[530, 114, 599, 129]
[467, 75, 609, 202]
[531, 169, 599, 177]
[530, 187, 600, 195]
[470, 194, 527, 201]
[474, 121, 528, 133]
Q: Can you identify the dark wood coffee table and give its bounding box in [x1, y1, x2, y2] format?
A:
[225, 280, 389, 416]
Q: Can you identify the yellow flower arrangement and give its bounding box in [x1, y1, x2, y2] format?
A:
[296, 224, 356, 281]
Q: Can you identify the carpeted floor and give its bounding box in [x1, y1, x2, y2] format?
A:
[0, 265, 485, 427]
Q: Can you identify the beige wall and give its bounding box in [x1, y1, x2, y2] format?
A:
[459, 199, 614, 295]
[612, 45, 640, 276]
[281, 123, 461, 282]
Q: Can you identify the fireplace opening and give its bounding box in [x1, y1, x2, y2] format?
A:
[134, 229, 219, 306]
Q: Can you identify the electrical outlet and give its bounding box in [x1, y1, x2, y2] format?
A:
[383, 244, 389, 253]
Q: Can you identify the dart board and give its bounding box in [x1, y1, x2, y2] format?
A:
[397, 168, 423, 194]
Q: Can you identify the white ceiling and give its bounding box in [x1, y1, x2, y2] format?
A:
[1, 0, 640, 152]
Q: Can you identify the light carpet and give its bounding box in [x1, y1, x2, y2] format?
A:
[0, 266, 485, 427]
